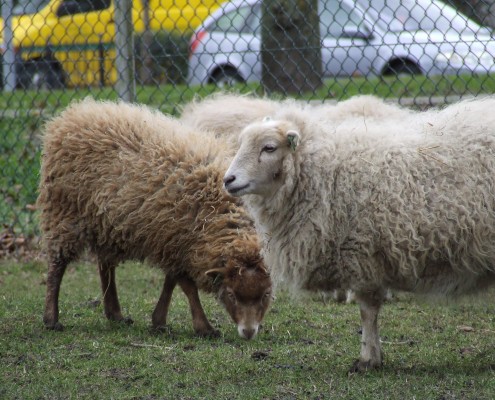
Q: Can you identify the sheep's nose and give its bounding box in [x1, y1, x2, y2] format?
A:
[223, 174, 236, 186]
[242, 328, 256, 340]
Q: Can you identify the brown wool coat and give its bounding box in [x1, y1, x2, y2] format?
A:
[38, 98, 260, 293]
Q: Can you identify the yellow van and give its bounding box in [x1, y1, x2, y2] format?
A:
[0, 0, 225, 88]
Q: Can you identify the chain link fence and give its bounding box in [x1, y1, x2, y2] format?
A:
[1, 0, 495, 258]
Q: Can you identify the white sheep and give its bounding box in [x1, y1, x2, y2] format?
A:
[180, 94, 412, 146]
[182, 93, 407, 303]
[312, 94, 413, 124]
[223, 97, 495, 371]
[180, 93, 287, 151]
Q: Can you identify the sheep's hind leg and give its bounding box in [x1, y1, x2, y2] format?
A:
[151, 274, 178, 332]
[43, 253, 70, 331]
[349, 289, 384, 373]
[98, 259, 133, 325]
[178, 276, 220, 338]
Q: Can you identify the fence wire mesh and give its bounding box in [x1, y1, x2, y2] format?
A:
[1, 0, 495, 258]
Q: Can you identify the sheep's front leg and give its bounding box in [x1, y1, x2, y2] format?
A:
[43, 254, 69, 331]
[151, 274, 178, 331]
[98, 259, 133, 325]
[178, 276, 220, 337]
[350, 289, 384, 373]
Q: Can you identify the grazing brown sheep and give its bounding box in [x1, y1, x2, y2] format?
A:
[38, 98, 272, 339]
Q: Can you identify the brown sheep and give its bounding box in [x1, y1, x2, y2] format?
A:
[38, 98, 272, 339]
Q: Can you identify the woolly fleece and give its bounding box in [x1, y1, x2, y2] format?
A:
[231, 97, 495, 296]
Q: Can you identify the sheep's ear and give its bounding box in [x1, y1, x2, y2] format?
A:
[287, 130, 300, 151]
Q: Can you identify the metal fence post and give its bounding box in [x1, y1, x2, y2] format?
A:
[114, 0, 135, 102]
[2, 0, 16, 91]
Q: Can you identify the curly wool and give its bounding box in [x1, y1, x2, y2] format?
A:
[38, 98, 260, 293]
[180, 93, 306, 152]
[312, 94, 413, 124]
[182, 94, 413, 303]
[242, 97, 495, 296]
[180, 94, 413, 150]
[180, 93, 282, 134]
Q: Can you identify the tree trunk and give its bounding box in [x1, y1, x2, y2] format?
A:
[261, 0, 322, 95]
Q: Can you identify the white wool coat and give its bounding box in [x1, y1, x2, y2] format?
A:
[241, 98, 495, 296]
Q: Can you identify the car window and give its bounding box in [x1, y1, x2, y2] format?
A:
[360, 0, 437, 31]
[237, 0, 367, 39]
[319, 0, 364, 38]
[12, 0, 51, 15]
[245, 4, 262, 35]
[208, 6, 254, 33]
[57, 0, 111, 17]
[356, 0, 484, 33]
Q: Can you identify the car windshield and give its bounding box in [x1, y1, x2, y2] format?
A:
[12, 0, 51, 15]
[356, 0, 487, 34]
[209, 1, 365, 38]
[208, 0, 491, 36]
[207, 5, 258, 34]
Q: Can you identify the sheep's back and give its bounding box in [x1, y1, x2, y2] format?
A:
[180, 94, 282, 137]
[257, 100, 495, 292]
[38, 99, 232, 268]
[323, 108, 495, 268]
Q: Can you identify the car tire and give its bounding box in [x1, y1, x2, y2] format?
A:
[210, 68, 244, 87]
[17, 58, 66, 90]
[383, 60, 421, 76]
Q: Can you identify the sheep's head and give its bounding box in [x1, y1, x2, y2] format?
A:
[205, 253, 272, 340]
[223, 118, 300, 197]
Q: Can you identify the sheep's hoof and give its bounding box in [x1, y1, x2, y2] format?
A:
[196, 328, 221, 338]
[121, 316, 134, 325]
[45, 321, 64, 331]
[109, 316, 134, 326]
[332, 289, 347, 303]
[153, 325, 172, 335]
[348, 359, 382, 374]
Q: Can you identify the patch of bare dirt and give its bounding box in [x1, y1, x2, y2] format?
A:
[0, 225, 42, 261]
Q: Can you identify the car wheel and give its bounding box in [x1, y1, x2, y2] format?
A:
[17, 59, 65, 90]
[383, 60, 421, 76]
[210, 68, 244, 88]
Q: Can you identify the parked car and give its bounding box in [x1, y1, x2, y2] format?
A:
[0, 0, 226, 88]
[187, 0, 495, 86]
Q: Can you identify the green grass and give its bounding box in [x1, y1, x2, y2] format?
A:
[1, 260, 495, 399]
[2, 73, 495, 112]
[313, 73, 495, 100]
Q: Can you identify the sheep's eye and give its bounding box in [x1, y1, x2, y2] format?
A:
[227, 291, 236, 302]
[262, 144, 277, 153]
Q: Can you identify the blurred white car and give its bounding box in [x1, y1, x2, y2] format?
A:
[187, 0, 495, 86]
